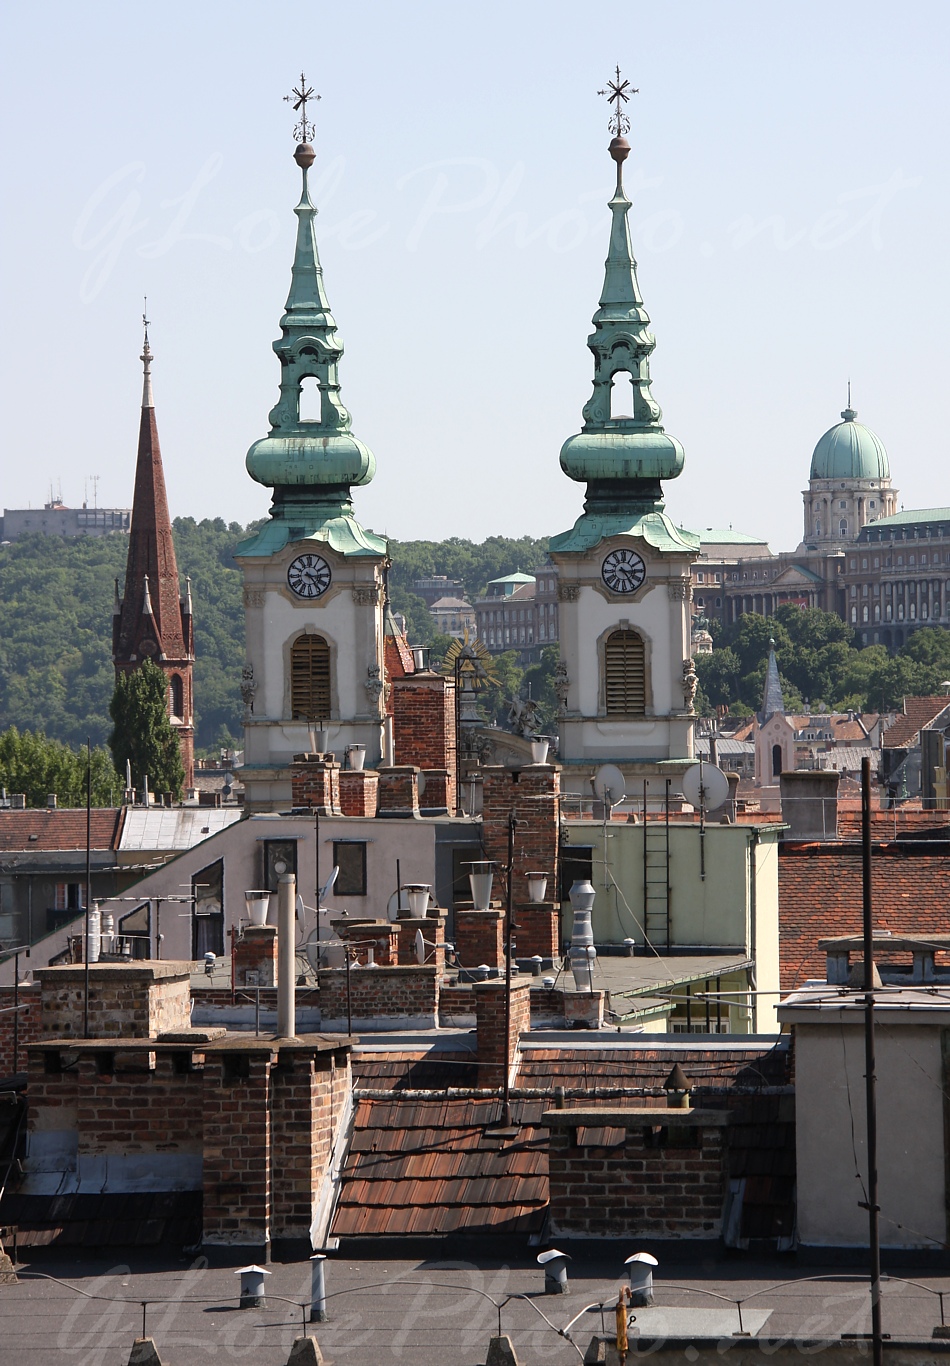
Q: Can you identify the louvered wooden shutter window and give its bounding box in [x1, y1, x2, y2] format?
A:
[604, 629, 646, 715]
[291, 635, 331, 720]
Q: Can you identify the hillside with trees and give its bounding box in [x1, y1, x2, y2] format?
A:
[695, 605, 950, 715]
[0, 526, 554, 753]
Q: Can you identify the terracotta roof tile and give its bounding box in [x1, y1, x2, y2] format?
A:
[779, 841, 950, 989]
[0, 808, 124, 853]
[881, 697, 950, 749]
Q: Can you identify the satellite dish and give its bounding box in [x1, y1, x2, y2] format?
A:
[593, 764, 626, 807]
[318, 866, 339, 905]
[682, 761, 730, 811]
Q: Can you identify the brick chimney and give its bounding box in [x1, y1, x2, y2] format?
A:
[481, 765, 560, 959]
[391, 671, 457, 806]
[233, 926, 278, 987]
[291, 755, 342, 815]
[339, 769, 379, 817]
[474, 979, 531, 1088]
[376, 766, 421, 817]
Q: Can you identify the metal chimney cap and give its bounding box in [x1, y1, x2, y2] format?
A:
[537, 1249, 571, 1265]
[663, 1062, 691, 1091]
[624, 1252, 658, 1266]
[235, 1265, 271, 1275]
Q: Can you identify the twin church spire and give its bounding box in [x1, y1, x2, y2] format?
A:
[241, 74, 384, 559]
[552, 69, 696, 556]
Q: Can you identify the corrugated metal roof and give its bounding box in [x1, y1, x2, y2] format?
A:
[117, 807, 242, 851]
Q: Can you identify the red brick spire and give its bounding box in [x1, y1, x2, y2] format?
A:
[113, 319, 195, 788]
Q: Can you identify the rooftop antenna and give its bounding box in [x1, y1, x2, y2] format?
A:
[90, 475, 100, 509]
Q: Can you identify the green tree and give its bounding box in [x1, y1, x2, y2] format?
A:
[522, 644, 561, 733]
[109, 660, 185, 799]
[0, 727, 119, 807]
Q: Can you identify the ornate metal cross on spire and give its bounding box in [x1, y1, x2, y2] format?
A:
[284, 71, 320, 143]
[598, 65, 638, 136]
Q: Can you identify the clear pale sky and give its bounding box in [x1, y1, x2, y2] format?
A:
[2, 1, 947, 552]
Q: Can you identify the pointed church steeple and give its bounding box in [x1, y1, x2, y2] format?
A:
[114, 315, 195, 788]
[761, 640, 785, 721]
[551, 81, 696, 557]
[242, 81, 385, 560]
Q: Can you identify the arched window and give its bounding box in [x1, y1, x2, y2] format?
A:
[772, 744, 783, 778]
[604, 629, 646, 715]
[839, 519, 848, 535]
[291, 634, 331, 720]
[169, 674, 184, 719]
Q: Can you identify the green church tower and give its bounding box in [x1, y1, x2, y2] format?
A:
[549, 72, 700, 792]
[236, 78, 388, 810]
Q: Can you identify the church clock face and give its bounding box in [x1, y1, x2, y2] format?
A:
[602, 548, 646, 594]
[287, 553, 332, 599]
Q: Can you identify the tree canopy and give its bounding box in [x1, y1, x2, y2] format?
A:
[0, 727, 119, 807]
[109, 660, 185, 799]
[695, 604, 950, 714]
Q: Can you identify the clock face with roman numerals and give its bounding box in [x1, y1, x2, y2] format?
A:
[602, 548, 646, 594]
[287, 553, 332, 599]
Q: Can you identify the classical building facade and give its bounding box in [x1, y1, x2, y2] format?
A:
[844, 507, 950, 649]
[236, 125, 388, 810]
[112, 328, 195, 790]
[548, 128, 698, 795]
[691, 402, 899, 634]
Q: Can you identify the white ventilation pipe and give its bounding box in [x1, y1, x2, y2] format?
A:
[277, 872, 296, 1038]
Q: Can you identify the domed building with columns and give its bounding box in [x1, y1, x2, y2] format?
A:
[800, 399, 898, 551]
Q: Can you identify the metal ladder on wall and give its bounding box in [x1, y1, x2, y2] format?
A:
[642, 778, 671, 949]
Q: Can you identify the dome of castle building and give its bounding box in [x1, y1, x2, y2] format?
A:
[809, 406, 889, 482]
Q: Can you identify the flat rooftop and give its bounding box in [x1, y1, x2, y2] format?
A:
[4, 1249, 949, 1362]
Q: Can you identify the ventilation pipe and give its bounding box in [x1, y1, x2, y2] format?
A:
[277, 872, 297, 1039]
[537, 1248, 570, 1294]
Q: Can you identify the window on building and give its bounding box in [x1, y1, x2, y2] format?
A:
[333, 841, 367, 896]
[264, 839, 297, 891]
[772, 744, 783, 778]
[167, 673, 185, 718]
[697, 572, 705, 584]
[874, 603, 881, 621]
[696, 596, 704, 607]
[192, 859, 224, 958]
[862, 605, 869, 622]
[604, 629, 646, 715]
[851, 606, 858, 623]
[861, 557, 868, 569]
[291, 634, 331, 721]
[862, 583, 868, 597]
[850, 585, 857, 598]
[910, 554, 917, 566]
[715, 596, 722, 607]
[119, 903, 151, 959]
[840, 520, 848, 535]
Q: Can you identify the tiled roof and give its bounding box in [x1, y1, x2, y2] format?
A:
[353, 1049, 478, 1090]
[429, 597, 472, 611]
[516, 1045, 791, 1095]
[332, 1096, 548, 1238]
[836, 809, 950, 839]
[882, 697, 950, 749]
[778, 842, 950, 989]
[0, 808, 124, 853]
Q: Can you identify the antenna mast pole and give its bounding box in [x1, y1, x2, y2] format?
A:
[861, 755, 883, 1365]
